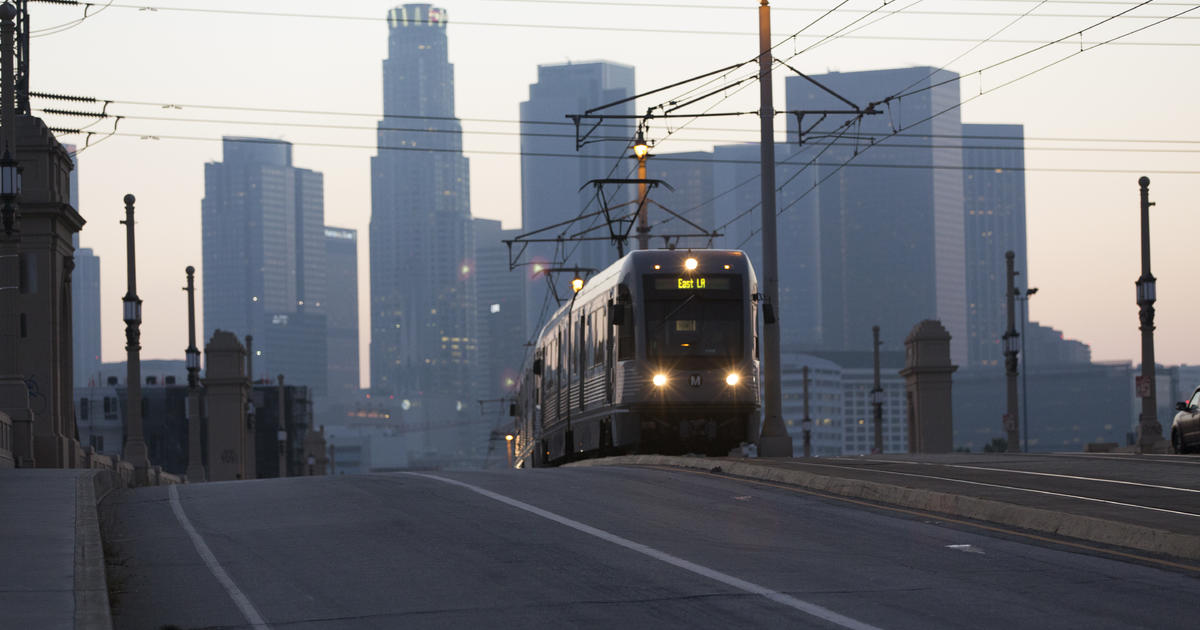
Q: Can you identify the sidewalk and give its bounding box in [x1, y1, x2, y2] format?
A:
[0, 469, 112, 630]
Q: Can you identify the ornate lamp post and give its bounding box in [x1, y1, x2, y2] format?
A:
[184, 266, 205, 482]
[121, 194, 150, 481]
[1135, 176, 1162, 453]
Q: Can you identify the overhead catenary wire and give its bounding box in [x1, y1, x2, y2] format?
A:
[32, 94, 1200, 147]
[727, 1, 1200, 249]
[696, 0, 1200, 244]
[23, 1, 1200, 43]
[40, 110, 1200, 155]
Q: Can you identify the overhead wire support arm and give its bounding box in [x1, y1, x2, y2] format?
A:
[777, 59, 881, 146]
[567, 60, 753, 149]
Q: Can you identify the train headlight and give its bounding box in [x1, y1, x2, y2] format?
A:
[652, 373, 668, 387]
[726, 373, 740, 386]
[684, 257, 698, 271]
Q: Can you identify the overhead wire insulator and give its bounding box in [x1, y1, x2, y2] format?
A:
[40, 107, 108, 118]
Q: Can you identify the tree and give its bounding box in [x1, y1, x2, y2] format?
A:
[982, 437, 1008, 453]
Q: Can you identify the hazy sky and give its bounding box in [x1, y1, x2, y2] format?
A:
[31, 0, 1199, 384]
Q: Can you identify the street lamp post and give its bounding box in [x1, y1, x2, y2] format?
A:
[184, 266, 205, 482]
[871, 326, 884, 454]
[633, 129, 650, 251]
[801, 365, 812, 458]
[1135, 176, 1161, 453]
[1002, 251, 1020, 453]
[278, 373, 287, 478]
[1018, 287, 1037, 453]
[121, 194, 150, 481]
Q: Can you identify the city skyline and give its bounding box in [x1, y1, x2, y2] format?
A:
[36, 0, 1200, 379]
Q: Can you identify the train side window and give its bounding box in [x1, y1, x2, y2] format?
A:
[584, 313, 594, 370]
[616, 284, 634, 361]
[577, 315, 585, 378]
[592, 306, 605, 367]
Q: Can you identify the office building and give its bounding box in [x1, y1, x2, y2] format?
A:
[780, 352, 844, 456]
[963, 124, 1028, 368]
[785, 67, 967, 365]
[644, 150, 715, 250]
[955, 362, 1132, 451]
[711, 143, 822, 348]
[325, 226, 360, 398]
[370, 3, 477, 430]
[519, 61, 635, 337]
[66, 144, 102, 388]
[473, 218, 526, 401]
[202, 137, 328, 395]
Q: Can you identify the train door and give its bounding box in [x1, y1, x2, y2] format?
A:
[605, 296, 615, 404]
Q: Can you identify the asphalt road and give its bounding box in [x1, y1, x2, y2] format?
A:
[104, 466, 1200, 629]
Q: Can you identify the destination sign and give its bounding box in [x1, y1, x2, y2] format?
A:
[653, 277, 732, 291]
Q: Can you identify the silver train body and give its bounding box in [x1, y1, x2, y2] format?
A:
[513, 249, 760, 467]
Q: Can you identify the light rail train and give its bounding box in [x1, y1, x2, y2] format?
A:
[512, 249, 761, 467]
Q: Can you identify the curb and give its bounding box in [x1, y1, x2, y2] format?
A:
[74, 471, 114, 630]
[570, 455, 1200, 562]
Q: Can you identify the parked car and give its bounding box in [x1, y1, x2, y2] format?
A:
[1171, 387, 1200, 454]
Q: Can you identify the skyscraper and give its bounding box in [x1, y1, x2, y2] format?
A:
[370, 4, 476, 427]
[66, 145, 102, 387]
[202, 137, 328, 394]
[324, 226, 360, 398]
[644, 150, 714, 250]
[519, 61, 635, 337]
[473, 218, 526, 401]
[710, 143, 822, 348]
[962, 124, 1027, 368]
[785, 67, 967, 365]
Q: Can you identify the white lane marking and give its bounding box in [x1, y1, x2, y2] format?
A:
[794, 462, 1200, 519]
[946, 544, 985, 555]
[168, 484, 271, 630]
[406, 472, 884, 630]
[938, 463, 1200, 494]
[840, 458, 1200, 494]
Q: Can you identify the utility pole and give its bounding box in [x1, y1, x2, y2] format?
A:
[755, 0, 791, 458]
[871, 326, 884, 454]
[184, 266, 205, 482]
[121, 194, 150, 482]
[801, 365, 811, 458]
[277, 373, 287, 478]
[1002, 251, 1020, 453]
[1135, 176, 1161, 453]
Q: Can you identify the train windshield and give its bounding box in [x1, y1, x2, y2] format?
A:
[643, 275, 744, 360]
